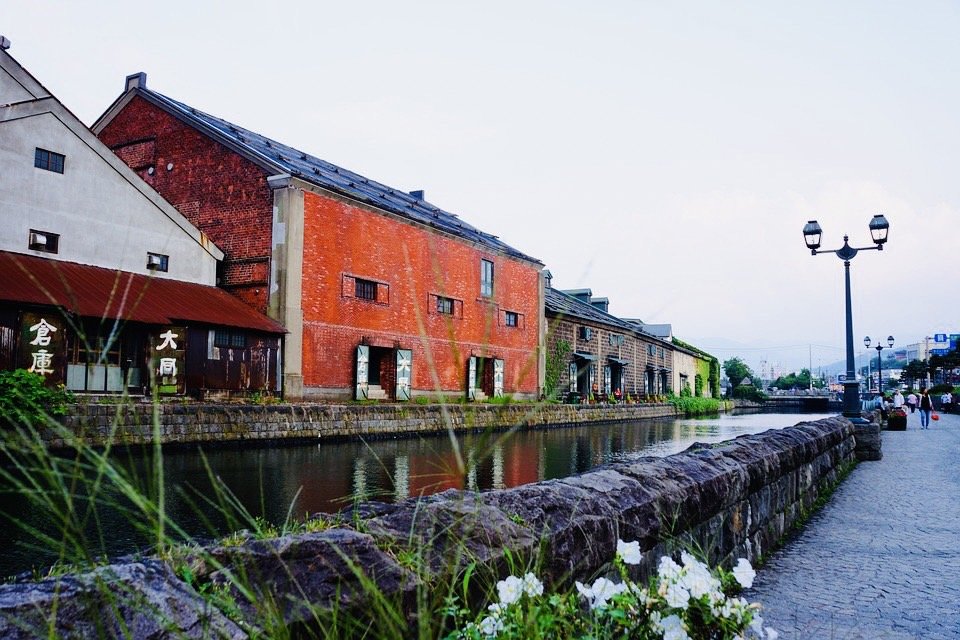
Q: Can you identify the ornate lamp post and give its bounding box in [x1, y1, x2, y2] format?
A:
[864, 335, 894, 394]
[803, 214, 890, 422]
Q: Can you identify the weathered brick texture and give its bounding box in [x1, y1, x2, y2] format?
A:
[97, 97, 542, 399]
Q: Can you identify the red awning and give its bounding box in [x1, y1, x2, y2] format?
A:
[0, 251, 285, 334]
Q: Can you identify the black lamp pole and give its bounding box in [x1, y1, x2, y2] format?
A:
[864, 335, 894, 394]
[803, 215, 890, 422]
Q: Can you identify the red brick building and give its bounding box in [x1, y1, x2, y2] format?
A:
[95, 74, 544, 401]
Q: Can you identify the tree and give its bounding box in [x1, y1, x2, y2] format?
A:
[929, 349, 960, 386]
[723, 358, 753, 389]
[902, 359, 928, 388]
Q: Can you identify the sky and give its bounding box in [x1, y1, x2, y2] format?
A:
[5, 1, 959, 375]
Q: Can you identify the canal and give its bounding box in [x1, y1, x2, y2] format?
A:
[0, 410, 832, 577]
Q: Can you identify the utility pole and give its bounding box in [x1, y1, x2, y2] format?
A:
[924, 335, 932, 389]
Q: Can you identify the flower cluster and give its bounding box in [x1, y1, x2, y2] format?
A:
[446, 540, 777, 640]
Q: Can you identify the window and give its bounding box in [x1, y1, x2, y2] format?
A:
[28, 229, 59, 254]
[34, 148, 65, 174]
[214, 329, 246, 348]
[355, 278, 377, 301]
[504, 311, 519, 327]
[647, 344, 656, 356]
[436, 296, 454, 315]
[480, 259, 494, 297]
[146, 252, 169, 272]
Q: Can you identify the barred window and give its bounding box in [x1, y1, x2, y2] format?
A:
[504, 311, 519, 327]
[355, 278, 377, 301]
[437, 296, 454, 315]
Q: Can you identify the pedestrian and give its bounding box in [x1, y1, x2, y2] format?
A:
[893, 389, 905, 410]
[906, 391, 918, 414]
[918, 388, 933, 429]
[941, 390, 952, 413]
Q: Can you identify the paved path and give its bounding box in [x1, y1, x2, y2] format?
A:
[747, 410, 960, 639]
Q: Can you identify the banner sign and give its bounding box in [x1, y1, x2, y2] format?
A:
[151, 327, 185, 395]
[19, 312, 65, 385]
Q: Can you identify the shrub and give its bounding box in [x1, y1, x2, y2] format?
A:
[0, 369, 73, 429]
[733, 385, 767, 402]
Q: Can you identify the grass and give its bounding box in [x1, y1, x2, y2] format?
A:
[0, 371, 856, 638]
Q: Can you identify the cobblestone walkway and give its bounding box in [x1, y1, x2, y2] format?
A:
[747, 410, 960, 639]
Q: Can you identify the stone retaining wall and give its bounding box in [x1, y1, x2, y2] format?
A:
[2, 416, 861, 638]
[47, 401, 683, 448]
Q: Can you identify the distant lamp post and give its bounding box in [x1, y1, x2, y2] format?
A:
[864, 335, 894, 394]
[803, 214, 890, 422]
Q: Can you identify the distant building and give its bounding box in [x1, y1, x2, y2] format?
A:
[0, 45, 284, 396]
[94, 74, 543, 401]
[545, 285, 674, 399]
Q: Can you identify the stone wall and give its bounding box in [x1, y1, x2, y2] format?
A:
[2, 416, 860, 638]
[47, 401, 682, 448]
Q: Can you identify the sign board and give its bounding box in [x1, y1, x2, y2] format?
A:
[931, 348, 950, 356]
[19, 312, 65, 385]
[934, 333, 948, 343]
[151, 327, 185, 395]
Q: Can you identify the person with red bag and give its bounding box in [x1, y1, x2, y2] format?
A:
[918, 388, 934, 429]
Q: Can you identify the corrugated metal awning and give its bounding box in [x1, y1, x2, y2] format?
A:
[0, 251, 285, 334]
[573, 351, 596, 361]
[608, 356, 629, 366]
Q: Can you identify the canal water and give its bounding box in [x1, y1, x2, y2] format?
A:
[0, 410, 832, 577]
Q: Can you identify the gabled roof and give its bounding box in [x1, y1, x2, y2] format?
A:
[95, 81, 541, 265]
[0, 251, 285, 333]
[546, 287, 666, 342]
[0, 50, 224, 265]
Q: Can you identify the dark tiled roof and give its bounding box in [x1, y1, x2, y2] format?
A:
[139, 89, 540, 265]
[0, 251, 285, 334]
[545, 287, 653, 337]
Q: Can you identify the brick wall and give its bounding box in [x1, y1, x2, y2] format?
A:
[300, 190, 541, 397]
[96, 96, 274, 313]
[547, 314, 673, 397]
[97, 97, 542, 399]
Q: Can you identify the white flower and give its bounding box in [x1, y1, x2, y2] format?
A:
[487, 602, 507, 617]
[576, 577, 627, 609]
[657, 613, 690, 640]
[658, 556, 682, 581]
[617, 538, 643, 565]
[765, 627, 779, 640]
[478, 615, 503, 637]
[749, 614, 765, 637]
[682, 569, 717, 599]
[733, 558, 756, 589]
[521, 572, 543, 597]
[664, 582, 691, 609]
[496, 575, 524, 605]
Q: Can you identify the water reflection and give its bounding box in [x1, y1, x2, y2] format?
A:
[0, 411, 831, 576]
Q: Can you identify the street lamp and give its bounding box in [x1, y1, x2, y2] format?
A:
[803, 214, 890, 422]
[864, 335, 894, 394]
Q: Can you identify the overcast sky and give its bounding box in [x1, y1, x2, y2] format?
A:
[5, 1, 959, 375]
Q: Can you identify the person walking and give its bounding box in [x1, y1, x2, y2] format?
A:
[941, 390, 952, 413]
[918, 388, 933, 429]
[893, 389, 905, 410]
[906, 391, 918, 414]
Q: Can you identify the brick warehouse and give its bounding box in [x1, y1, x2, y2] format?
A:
[94, 74, 544, 401]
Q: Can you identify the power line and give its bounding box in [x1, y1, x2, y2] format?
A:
[698, 343, 844, 352]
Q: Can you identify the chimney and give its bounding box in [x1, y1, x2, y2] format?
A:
[0, 35, 11, 51]
[543, 269, 552, 289]
[125, 72, 147, 92]
[409, 190, 424, 200]
[590, 297, 609, 313]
